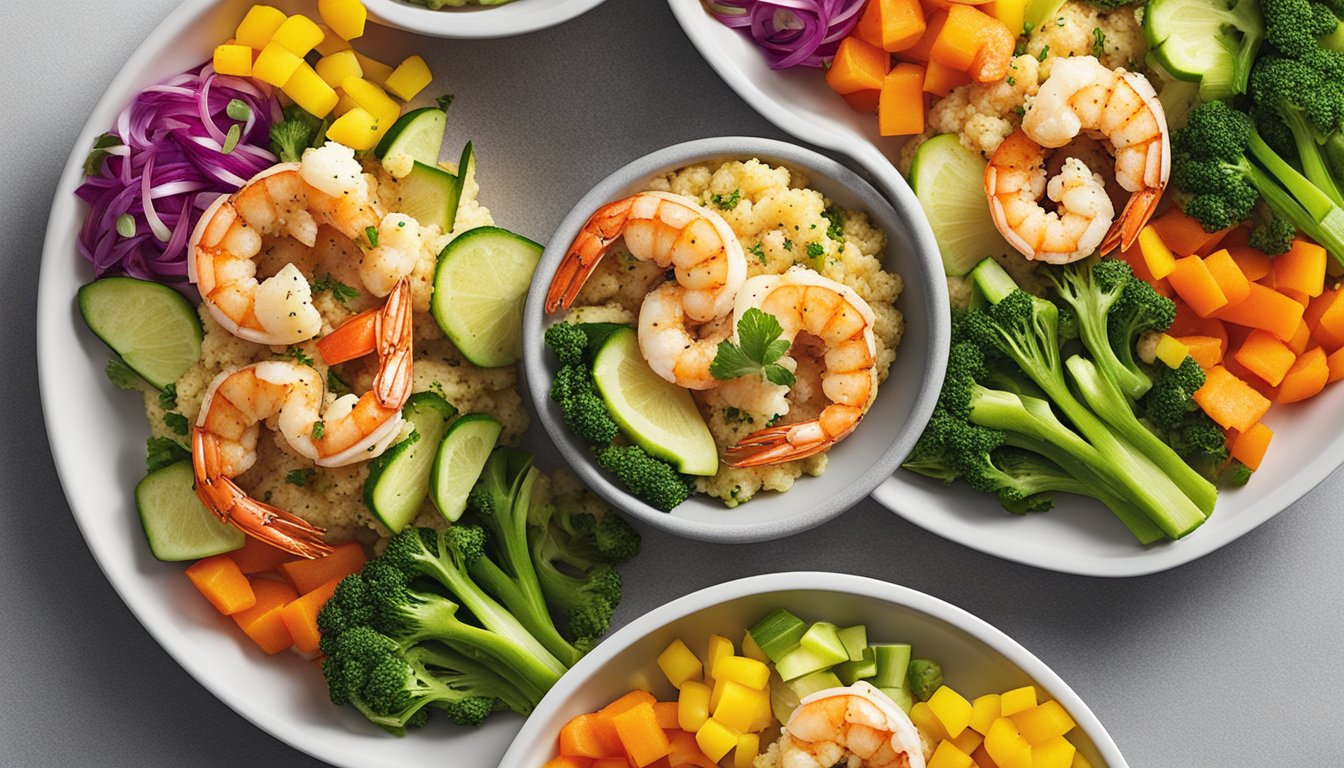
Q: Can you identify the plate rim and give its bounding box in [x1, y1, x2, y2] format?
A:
[362, 0, 607, 39]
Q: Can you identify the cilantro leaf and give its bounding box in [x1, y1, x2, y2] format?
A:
[822, 205, 844, 241]
[311, 274, 360, 305]
[312, 421, 326, 440]
[164, 412, 190, 436]
[286, 468, 315, 487]
[105, 359, 142, 391]
[710, 189, 741, 211]
[146, 437, 190, 473]
[436, 93, 455, 112]
[283, 346, 315, 367]
[159, 383, 178, 410]
[84, 133, 121, 177]
[710, 308, 796, 387]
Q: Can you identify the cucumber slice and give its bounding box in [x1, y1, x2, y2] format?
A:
[837, 625, 867, 662]
[363, 392, 458, 533]
[909, 134, 1017, 277]
[136, 461, 244, 561]
[397, 161, 462, 232]
[798, 622, 850, 665]
[78, 277, 202, 390]
[1143, 0, 1262, 100]
[591, 327, 718, 476]
[776, 643, 844, 682]
[375, 106, 447, 165]
[431, 226, 541, 368]
[429, 412, 503, 523]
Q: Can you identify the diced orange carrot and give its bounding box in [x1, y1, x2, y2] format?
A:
[878, 63, 926, 136]
[1230, 422, 1273, 471]
[855, 0, 928, 52]
[545, 757, 594, 768]
[1279, 287, 1311, 307]
[923, 57, 972, 96]
[612, 703, 671, 768]
[233, 578, 298, 654]
[842, 88, 882, 113]
[853, 0, 885, 47]
[277, 541, 366, 594]
[1287, 319, 1312, 355]
[1170, 299, 1229, 350]
[1194, 365, 1273, 432]
[1149, 207, 1230, 257]
[227, 536, 298, 574]
[1233, 330, 1298, 387]
[667, 730, 718, 768]
[1226, 245, 1272, 282]
[924, 0, 995, 6]
[590, 759, 627, 768]
[560, 714, 620, 758]
[1215, 283, 1307, 342]
[1272, 240, 1328, 297]
[1203, 249, 1250, 305]
[825, 36, 890, 94]
[1327, 346, 1344, 383]
[1175, 335, 1224, 369]
[1311, 287, 1344, 349]
[1168, 255, 1229, 317]
[1221, 224, 1251, 249]
[185, 554, 257, 615]
[653, 702, 680, 731]
[929, 5, 1012, 81]
[601, 690, 659, 719]
[898, 10, 946, 63]
[1222, 354, 1278, 400]
[971, 743, 997, 768]
[280, 576, 342, 654]
[1117, 241, 1159, 284]
[1277, 346, 1329, 403]
[1306, 287, 1344, 349]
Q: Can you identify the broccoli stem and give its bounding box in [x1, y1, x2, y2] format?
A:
[404, 598, 560, 699]
[1244, 160, 1344, 263]
[1280, 108, 1344, 209]
[470, 556, 582, 667]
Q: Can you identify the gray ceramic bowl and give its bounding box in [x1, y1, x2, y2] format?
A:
[522, 137, 948, 542]
[497, 573, 1129, 768]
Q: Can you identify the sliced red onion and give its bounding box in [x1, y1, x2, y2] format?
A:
[707, 0, 865, 69]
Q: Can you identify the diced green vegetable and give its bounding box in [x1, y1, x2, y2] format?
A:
[785, 669, 843, 700]
[835, 647, 878, 686]
[749, 608, 808, 662]
[880, 686, 915, 714]
[907, 658, 945, 701]
[871, 643, 912, 689]
[775, 643, 844, 682]
[837, 625, 867, 662]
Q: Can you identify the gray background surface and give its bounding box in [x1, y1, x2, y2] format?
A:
[5, 0, 1337, 764]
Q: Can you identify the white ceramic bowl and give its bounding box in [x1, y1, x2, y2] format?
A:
[521, 137, 949, 543]
[363, 0, 606, 39]
[498, 572, 1129, 767]
[668, 0, 1344, 576]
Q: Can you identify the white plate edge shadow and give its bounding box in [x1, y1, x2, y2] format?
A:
[666, 0, 1344, 577]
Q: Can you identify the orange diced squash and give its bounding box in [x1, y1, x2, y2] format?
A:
[280, 576, 342, 654]
[185, 554, 256, 615]
[1306, 288, 1344, 349]
[227, 535, 297, 574]
[1176, 335, 1224, 369]
[843, 89, 882, 113]
[1168, 255, 1228, 317]
[878, 63, 926, 136]
[232, 577, 298, 654]
[1329, 346, 1344, 383]
[1231, 422, 1273, 471]
[1279, 287, 1311, 307]
[270, 14, 325, 56]
[560, 714, 619, 758]
[1226, 245, 1272, 282]
[667, 730, 718, 768]
[235, 5, 287, 49]
[1203, 249, 1250, 305]
[1272, 240, 1328, 297]
[855, 0, 928, 52]
[929, 5, 1013, 82]
[924, 58, 972, 96]
[1288, 320, 1312, 355]
[1194, 365, 1272, 432]
[653, 702, 680, 730]
[826, 36, 891, 94]
[1234, 330, 1298, 387]
[544, 757, 593, 768]
[1215, 283, 1307, 343]
[1149, 207, 1229, 257]
[1277, 346, 1329, 403]
[1170, 299, 1229, 350]
[612, 703, 671, 767]
[590, 760, 627, 768]
[899, 10, 946, 63]
[277, 541, 366, 594]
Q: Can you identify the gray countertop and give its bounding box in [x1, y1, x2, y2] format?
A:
[5, 1, 1338, 764]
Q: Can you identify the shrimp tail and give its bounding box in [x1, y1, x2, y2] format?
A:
[317, 308, 378, 365]
[726, 405, 865, 468]
[1101, 187, 1163, 255]
[372, 279, 414, 409]
[544, 197, 634, 313]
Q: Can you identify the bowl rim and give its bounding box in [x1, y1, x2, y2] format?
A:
[362, 0, 608, 39]
[521, 135, 949, 543]
[497, 571, 1130, 768]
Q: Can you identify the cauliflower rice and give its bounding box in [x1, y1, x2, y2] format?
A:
[566, 159, 905, 506]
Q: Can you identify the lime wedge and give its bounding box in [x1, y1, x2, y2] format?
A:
[909, 134, 1018, 277]
[430, 413, 503, 523]
[591, 327, 718, 476]
[78, 276, 202, 390]
[136, 461, 244, 561]
[431, 226, 542, 368]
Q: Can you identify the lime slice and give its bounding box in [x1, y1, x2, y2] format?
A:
[363, 392, 458, 534]
[136, 461, 244, 561]
[430, 413, 503, 523]
[431, 226, 542, 368]
[375, 106, 447, 165]
[591, 326, 718, 476]
[78, 276, 202, 390]
[909, 134, 1017, 277]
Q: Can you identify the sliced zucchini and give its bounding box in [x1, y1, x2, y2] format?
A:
[909, 134, 1017, 277]
[78, 277, 202, 390]
[431, 226, 542, 368]
[397, 161, 462, 232]
[136, 460, 244, 561]
[375, 106, 447, 166]
[430, 413, 503, 523]
[363, 391, 458, 533]
[1143, 0, 1263, 100]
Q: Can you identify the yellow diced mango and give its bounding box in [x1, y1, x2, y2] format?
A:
[369, 115, 395, 148]
[909, 701, 949, 743]
[715, 656, 770, 690]
[252, 42, 303, 87]
[748, 681, 774, 732]
[282, 62, 339, 118]
[314, 25, 352, 56]
[341, 76, 400, 125]
[1155, 333, 1190, 369]
[657, 639, 703, 689]
[1033, 736, 1078, 768]
[987, 0, 1028, 36]
[325, 107, 380, 151]
[271, 14, 325, 56]
[235, 5, 286, 49]
[678, 680, 712, 732]
[953, 727, 984, 756]
[984, 717, 1031, 767]
[1000, 686, 1038, 717]
[734, 733, 760, 768]
[1139, 225, 1177, 280]
[929, 686, 973, 739]
[353, 52, 394, 86]
[1001, 749, 1033, 768]
[929, 741, 975, 768]
[969, 693, 1001, 735]
[385, 55, 433, 101]
[713, 681, 764, 733]
[741, 631, 769, 664]
[710, 677, 726, 711]
[705, 634, 735, 681]
[316, 51, 362, 88]
[319, 0, 368, 40]
[695, 718, 740, 762]
[213, 44, 253, 77]
[1011, 700, 1077, 745]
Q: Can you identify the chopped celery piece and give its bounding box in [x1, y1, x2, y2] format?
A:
[907, 658, 944, 701]
[835, 647, 878, 685]
[871, 643, 912, 688]
[880, 686, 914, 714]
[775, 644, 840, 681]
[786, 669, 843, 700]
[749, 608, 808, 662]
[797, 622, 848, 665]
[837, 625, 867, 662]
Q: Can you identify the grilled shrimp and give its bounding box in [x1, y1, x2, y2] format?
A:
[780, 682, 927, 768]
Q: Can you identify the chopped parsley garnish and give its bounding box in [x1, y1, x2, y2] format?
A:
[436, 93, 455, 112]
[765, 413, 783, 427]
[1014, 106, 1027, 117]
[145, 437, 190, 473]
[286, 468, 315, 487]
[1006, 76, 1016, 86]
[710, 308, 796, 387]
[312, 421, 326, 440]
[1091, 28, 1106, 58]
[1038, 45, 1050, 62]
[822, 205, 844, 241]
[328, 370, 351, 396]
[164, 412, 190, 436]
[710, 189, 742, 211]
[105, 359, 141, 390]
[84, 133, 121, 177]
[159, 384, 178, 410]
[283, 346, 315, 367]
[805, 242, 824, 262]
[722, 406, 755, 425]
[311, 274, 360, 304]
[364, 226, 379, 249]
[783, 238, 794, 251]
[749, 243, 766, 264]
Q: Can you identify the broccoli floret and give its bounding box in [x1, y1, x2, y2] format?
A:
[1250, 54, 1344, 208]
[1143, 356, 1208, 433]
[1222, 459, 1255, 486]
[268, 105, 323, 163]
[543, 322, 588, 366]
[550, 364, 620, 445]
[1262, 0, 1341, 58]
[597, 445, 694, 512]
[1248, 208, 1298, 255]
[907, 659, 943, 702]
[1168, 411, 1232, 483]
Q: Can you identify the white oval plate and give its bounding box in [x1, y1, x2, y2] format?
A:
[37, 1, 525, 765]
[668, 0, 1344, 577]
[499, 572, 1129, 767]
[363, 0, 606, 40]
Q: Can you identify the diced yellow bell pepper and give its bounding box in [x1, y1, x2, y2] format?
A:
[969, 694, 1001, 736]
[953, 727, 984, 756]
[748, 682, 773, 732]
[733, 733, 760, 768]
[271, 14, 325, 56]
[909, 701, 949, 743]
[1155, 333, 1190, 369]
[282, 62, 339, 118]
[1139, 225, 1177, 280]
[741, 631, 769, 664]
[984, 717, 1031, 767]
[713, 681, 764, 733]
[928, 741, 975, 768]
[1033, 736, 1078, 768]
[341, 76, 400, 126]
[695, 718, 740, 762]
[325, 107, 380, 151]
[1011, 700, 1076, 745]
[928, 686, 973, 739]
[657, 639, 703, 689]
[314, 25, 352, 56]
[252, 42, 303, 87]
[986, 0, 1028, 36]
[235, 5, 286, 49]
[1000, 686, 1038, 717]
[213, 44, 253, 77]
[714, 656, 770, 690]
[678, 680, 712, 732]
[705, 634, 735, 681]
[709, 677, 726, 711]
[354, 52, 394, 86]
[1001, 748, 1033, 768]
[316, 51, 363, 89]
[318, 0, 368, 40]
[385, 55, 433, 101]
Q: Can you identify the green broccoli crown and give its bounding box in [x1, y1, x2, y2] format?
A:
[1080, 0, 1136, 8]
[550, 364, 620, 445]
[1252, 56, 1342, 139]
[1262, 0, 1340, 58]
[1222, 459, 1255, 486]
[596, 445, 693, 512]
[1168, 411, 1232, 482]
[1047, 259, 1159, 400]
[317, 572, 377, 650]
[543, 322, 589, 366]
[592, 514, 641, 563]
[1172, 102, 1263, 231]
[268, 105, 322, 164]
[1249, 212, 1298, 254]
[1143, 357, 1208, 432]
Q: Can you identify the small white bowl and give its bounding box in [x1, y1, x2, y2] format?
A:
[498, 572, 1130, 768]
[363, 0, 607, 39]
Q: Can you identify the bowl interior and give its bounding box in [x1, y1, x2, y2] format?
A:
[522, 138, 946, 543]
[363, 0, 607, 38]
[498, 573, 1124, 768]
